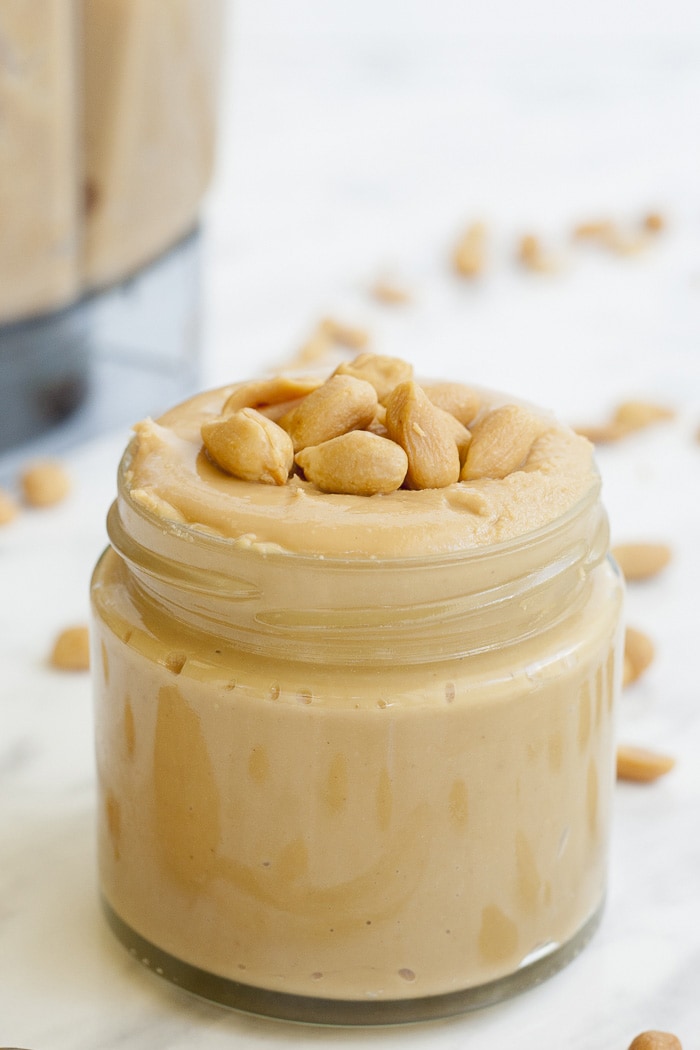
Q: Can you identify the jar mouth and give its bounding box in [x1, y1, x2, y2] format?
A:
[107, 465, 609, 665]
[117, 436, 603, 571]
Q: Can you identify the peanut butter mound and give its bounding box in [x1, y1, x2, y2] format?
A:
[126, 355, 596, 559]
[199, 353, 552, 497]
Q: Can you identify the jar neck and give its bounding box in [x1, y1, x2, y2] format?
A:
[108, 478, 608, 666]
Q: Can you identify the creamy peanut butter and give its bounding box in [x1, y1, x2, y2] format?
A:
[92, 372, 623, 1019]
[124, 382, 596, 558]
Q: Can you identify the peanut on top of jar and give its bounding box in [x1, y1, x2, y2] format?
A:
[126, 353, 597, 558]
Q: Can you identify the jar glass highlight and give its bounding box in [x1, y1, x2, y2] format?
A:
[90, 447, 624, 1025]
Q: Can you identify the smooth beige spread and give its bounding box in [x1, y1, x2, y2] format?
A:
[125, 381, 596, 559]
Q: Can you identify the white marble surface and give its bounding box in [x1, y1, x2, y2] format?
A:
[2, 2, 700, 1047]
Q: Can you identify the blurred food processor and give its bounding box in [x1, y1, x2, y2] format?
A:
[0, 0, 224, 454]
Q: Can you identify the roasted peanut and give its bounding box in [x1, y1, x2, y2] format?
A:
[282, 374, 378, 452]
[370, 278, 412, 304]
[0, 487, 19, 525]
[202, 409, 294, 485]
[422, 382, 480, 427]
[222, 376, 322, 416]
[452, 221, 487, 278]
[334, 352, 414, 403]
[574, 421, 630, 444]
[642, 212, 666, 233]
[617, 747, 676, 784]
[320, 317, 370, 350]
[572, 219, 614, 240]
[517, 233, 560, 273]
[628, 1031, 682, 1050]
[50, 625, 90, 671]
[21, 460, 71, 507]
[296, 431, 408, 496]
[612, 543, 672, 581]
[384, 381, 461, 490]
[437, 409, 472, 465]
[622, 626, 655, 686]
[461, 405, 543, 481]
[612, 400, 675, 431]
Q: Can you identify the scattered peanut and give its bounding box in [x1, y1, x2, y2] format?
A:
[628, 1031, 682, 1050]
[202, 409, 294, 485]
[320, 317, 370, 350]
[517, 233, 560, 273]
[422, 382, 480, 427]
[572, 218, 654, 254]
[602, 227, 652, 256]
[575, 399, 675, 444]
[282, 374, 378, 453]
[622, 626, 655, 686]
[572, 218, 615, 240]
[296, 431, 408, 496]
[370, 278, 412, 305]
[334, 353, 414, 403]
[574, 421, 630, 444]
[612, 543, 672, 581]
[384, 380, 461, 490]
[0, 486, 19, 524]
[612, 400, 675, 431]
[288, 324, 335, 368]
[20, 460, 71, 507]
[461, 405, 543, 482]
[50, 625, 90, 671]
[642, 212, 666, 233]
[452, 221, 487, 278]
[617, 746, 676, 783]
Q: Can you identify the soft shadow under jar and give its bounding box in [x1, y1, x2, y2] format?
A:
[91, 423, 623, 1025]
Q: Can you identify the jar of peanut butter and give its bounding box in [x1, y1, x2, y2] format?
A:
[90, 358, 624, 1024]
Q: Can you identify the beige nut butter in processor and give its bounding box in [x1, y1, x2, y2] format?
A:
[90, 376, 624, 1024]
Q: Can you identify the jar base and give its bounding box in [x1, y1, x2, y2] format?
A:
[101, 896, 605, 1026]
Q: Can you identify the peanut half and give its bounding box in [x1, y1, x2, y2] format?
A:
[296, 431, 408, 496]
[384, 380, 461, 490]
[628, 1032, 682, 1050]
[575, 399, 675, 444]
[622, 626, 655, 687]
[0, 487, 19, 525]
[282, 374, 378, 453]
[452, 221, 487, 278]
[612, 400, 675, 431]
[202, 409, 294, 485]
[422, 382, 480, 427]
[319, 317, 370, 350]
[617, 746, 676, 783]
[222, 376, 322, 416]
[21, 460, 71, 507]
[334, 352, 414, 404]
[461, 405, 543, 481]
[370, 278, 412, 305]
[50, 625, 90, 671]
[517, 233, 561, 274]
[612, 542, 672, 582]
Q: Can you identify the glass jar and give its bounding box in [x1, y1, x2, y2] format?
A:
[90, 443, 624, 1025]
